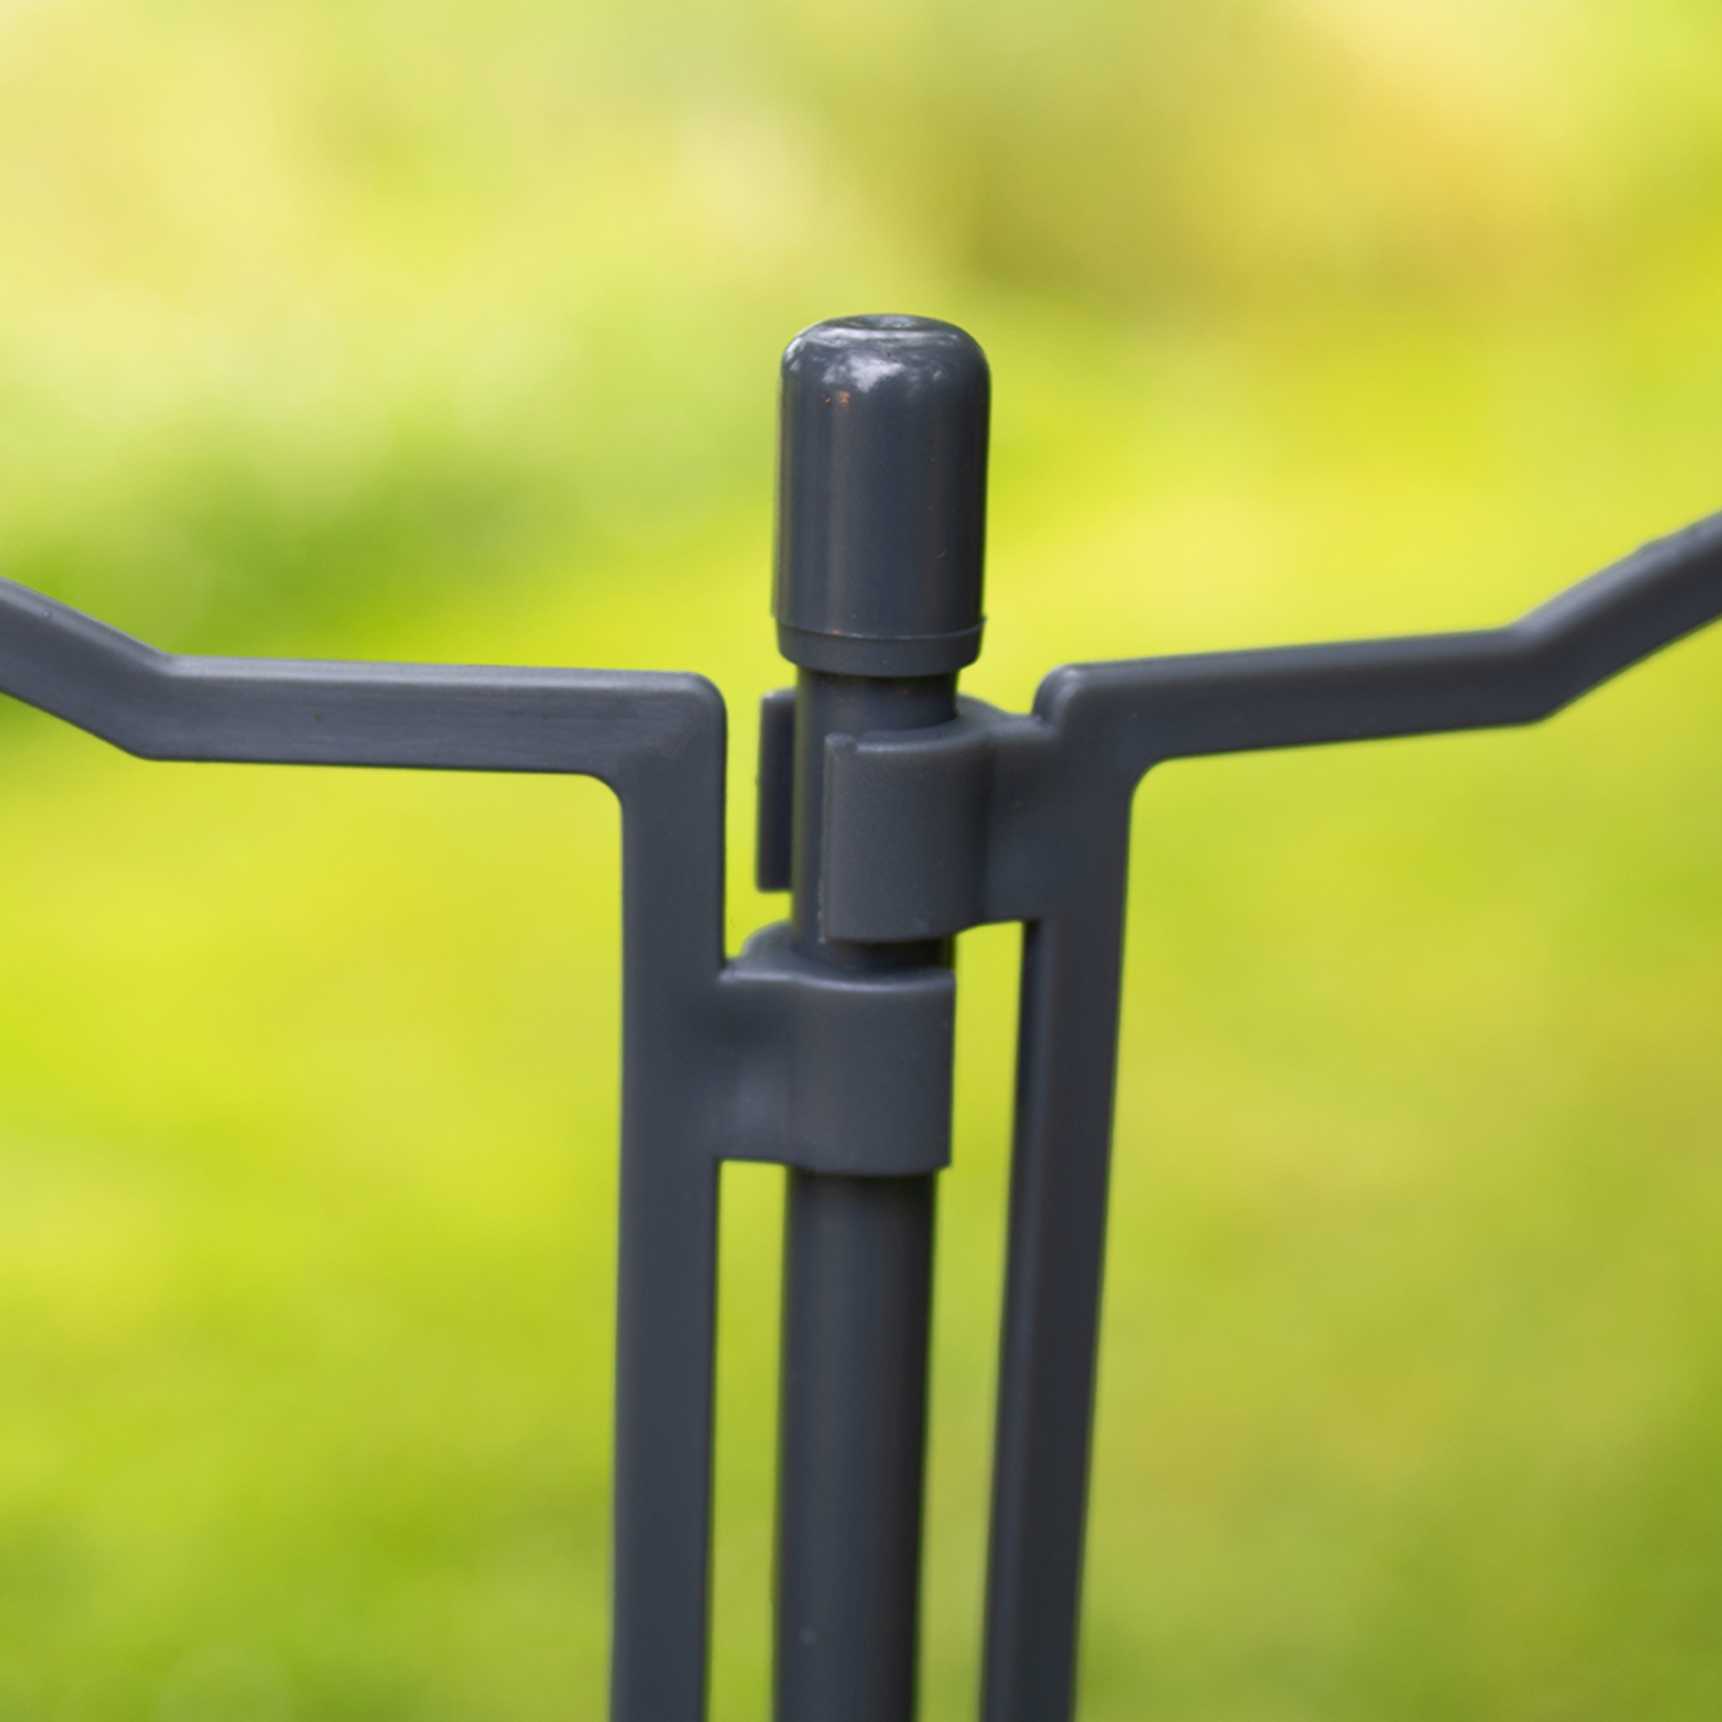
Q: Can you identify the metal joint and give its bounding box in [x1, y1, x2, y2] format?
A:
[761, 690, 1132, 941]
[711, 923, 955, 1176]
[823, 701, 1088, 940]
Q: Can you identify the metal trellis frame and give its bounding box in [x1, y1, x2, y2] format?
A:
[3, 314, 1719, 1722]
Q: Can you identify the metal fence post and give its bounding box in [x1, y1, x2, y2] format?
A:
[770, 315, 990, 1722]
[2, 311, 1720, 1722]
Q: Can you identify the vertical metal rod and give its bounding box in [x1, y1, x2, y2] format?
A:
[776, 672, 953, 1722]
[777, 1171, 938, 1721]
[768, 315, 990, 1722]
[981, 810, 1133, 1722]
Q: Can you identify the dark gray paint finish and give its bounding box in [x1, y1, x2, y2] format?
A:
[774, 314, 989, 677]
[2, 314, 1719, 1722]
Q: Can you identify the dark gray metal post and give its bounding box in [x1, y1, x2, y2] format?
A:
[770, 316, 989, 1722]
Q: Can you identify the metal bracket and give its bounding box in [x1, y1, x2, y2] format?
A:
[712, 923, 954, 1176]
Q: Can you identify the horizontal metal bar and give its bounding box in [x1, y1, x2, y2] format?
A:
[1039, 508, 1722, 769]
[0, 577, 717, 782]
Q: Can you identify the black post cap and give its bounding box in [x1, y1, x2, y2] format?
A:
[774, 315, 990, 677]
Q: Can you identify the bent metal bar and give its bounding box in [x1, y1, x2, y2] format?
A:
[2, 316, 1719, 1722]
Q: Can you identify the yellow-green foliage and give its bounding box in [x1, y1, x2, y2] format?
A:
[1, 4, 1720, 1716]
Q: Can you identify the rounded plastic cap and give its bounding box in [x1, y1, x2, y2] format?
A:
[773, 315, 990, 677]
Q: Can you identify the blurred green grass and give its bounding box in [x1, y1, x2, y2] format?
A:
[2, 2, 1721, 1717]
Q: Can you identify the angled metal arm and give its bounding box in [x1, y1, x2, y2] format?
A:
[976, 510, 1722, 1722]
[1039, 509, 1722, 769]
[0, 572, 731, 1722]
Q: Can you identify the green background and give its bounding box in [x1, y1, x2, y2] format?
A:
[2, 2, 1720, 1716]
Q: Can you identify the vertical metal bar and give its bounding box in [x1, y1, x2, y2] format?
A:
[768, 315, 990, 1722]
[776, 671, 954, 1722]
[981, 808, 1133, 1722]
[612, 1148, 720, 1721]
[610, 733, 730, 1722]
